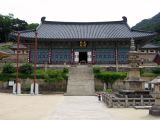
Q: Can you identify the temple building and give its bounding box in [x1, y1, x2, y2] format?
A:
[138, 43, 160, 64]
[11, 17, 156, 64]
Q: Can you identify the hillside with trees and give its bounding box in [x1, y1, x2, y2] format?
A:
[132, 12, 160, 43]
[0, 14, 39, 42]
[132, 12, 160, 32]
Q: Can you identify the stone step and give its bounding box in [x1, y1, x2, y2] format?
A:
[66, 86, 95, 96]
[66, 65, 95, 96]
[67, 83, 94, 86]
[134, 106, 152, 109]
[69, 78, 94, 80]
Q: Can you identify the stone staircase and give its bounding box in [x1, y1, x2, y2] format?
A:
[65, 65, 95, 96]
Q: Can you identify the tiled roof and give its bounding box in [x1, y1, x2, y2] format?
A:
[141, 43, 160, 49]
[11, 44, 27, 49]
[0, 50, 10, 55]
[150, 76, 160, 84]
[11, 18, 156, 40]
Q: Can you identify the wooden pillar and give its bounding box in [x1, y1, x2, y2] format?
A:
[28, 44, 31, 63]
[71, 49, 74, 64]
[92, 49, 94, 64]
[115, 41, 119, 72]
[92, 41, 96, 64]
[48, 48, 51, 64]
[71, 41, 74, 64]
[91, 41, 94, 64]
[16, 32, 20, 83]
[34, 32, 38, 84]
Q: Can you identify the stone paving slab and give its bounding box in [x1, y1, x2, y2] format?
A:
[43, 96, 115, 120]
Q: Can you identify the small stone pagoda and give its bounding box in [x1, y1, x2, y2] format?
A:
[123, 38, 145, 90]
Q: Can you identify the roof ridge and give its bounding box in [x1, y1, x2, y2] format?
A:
[144, 43, 159, 46]
[42, 20, 126, 25]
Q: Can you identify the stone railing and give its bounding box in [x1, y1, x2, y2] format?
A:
[102, 93, 155, 108]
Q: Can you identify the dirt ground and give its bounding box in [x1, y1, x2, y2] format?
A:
[107, 108, 159, 120]
[0, 93, 159, 120]
[0, 93, 64, 120]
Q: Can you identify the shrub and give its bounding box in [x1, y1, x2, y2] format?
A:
[140, 68, 144, 75]
[22, 84, 30, 91]
[63, 68, 69, 73]
[152, 67, 160, 74]
[93, 67, 101, 74]
[19, 64, 33, 74]
[2, 64, 16, 74]
[0, 74, 11, 81]
[36, 69, 45, 79]
[35, 69, 68, 83]
[45, 75, 64, 83]
[95, 71, 127, 81]
[0, 67, 68, 82]
[46, 69, 66, 82]
[106, 88, 112, 93]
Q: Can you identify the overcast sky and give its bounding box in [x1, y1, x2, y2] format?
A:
[0, 0, 160, 27]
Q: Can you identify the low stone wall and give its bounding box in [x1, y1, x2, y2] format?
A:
[102, 93, 155, 108]
[2, 54, 28, 63]
[94, 79, 103, 91]
[0, 79, 67, 93]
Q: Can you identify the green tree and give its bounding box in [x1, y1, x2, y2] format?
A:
[12, 18, 28, 31]
[0, 13, 39, 42]
[27, 23, 39, 30]
[95, 71, 127, 90]
[2, 64, 16, 74]
[0, 14, 13, 42]
[19, 63, 33, 75]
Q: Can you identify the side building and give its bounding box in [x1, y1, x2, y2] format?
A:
[11, 17, 156, 64]
[138, 43, 160, 64]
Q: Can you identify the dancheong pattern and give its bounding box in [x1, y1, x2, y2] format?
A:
[51, 49, 71, 64]
[95, 48, 115, 64]
[118, 48, 129, 64]
[30, 48, 48, 63]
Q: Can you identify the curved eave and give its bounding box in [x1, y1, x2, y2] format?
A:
[16, 36, 155, 42]
[143, 47, 159, 49]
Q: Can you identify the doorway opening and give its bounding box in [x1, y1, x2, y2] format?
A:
[79, 52, 87, 63]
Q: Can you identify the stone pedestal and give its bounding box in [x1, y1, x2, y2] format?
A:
[13, 84, 16, 94]
[123, 80, 145, 90]
[30, 83, 39, 95]
[124, 67, 145, 91]
[127, 67, 140, 80]
[13, 83, 21, 94]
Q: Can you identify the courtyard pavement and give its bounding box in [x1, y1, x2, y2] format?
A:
[43, 96, 115, 120]
[0, 93, 159, 120]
